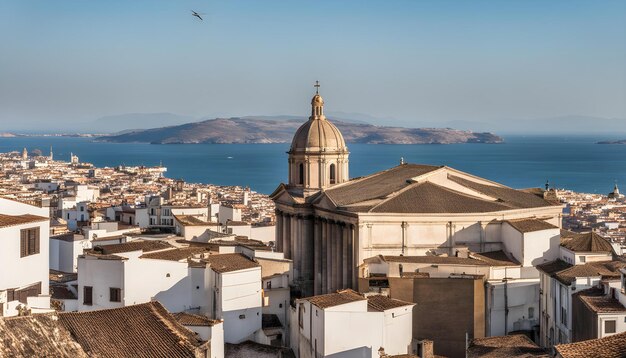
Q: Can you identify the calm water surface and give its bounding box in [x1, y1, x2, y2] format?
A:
[1, 135, 625, 194]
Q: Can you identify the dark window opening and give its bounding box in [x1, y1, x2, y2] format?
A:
[83, 286, 93, 305]
[329, 163, 336, 184]
[298, 163, 304, 185]
[109, 287, 121, 302]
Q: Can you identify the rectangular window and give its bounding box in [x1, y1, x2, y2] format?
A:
[109, 287, 121, 302]
[579, 256, 586, 263]
[605, 320, 617, 334]
[561, 307, 567, 327]
[20, 227, 40, 257]
[83, 286, 93, 305]
[299, 305, 305, 328]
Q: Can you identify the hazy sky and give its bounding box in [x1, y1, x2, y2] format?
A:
[1, 0, 625, 130]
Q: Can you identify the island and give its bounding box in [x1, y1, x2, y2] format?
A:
[98, 117, 503, 145]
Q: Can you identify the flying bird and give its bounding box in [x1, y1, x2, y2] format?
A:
[191, 10, 203, 21]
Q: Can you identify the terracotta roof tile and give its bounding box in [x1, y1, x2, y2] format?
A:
[0, 213, 47, 228]
[173, 312, 221, 327]
[93, 240, 173, 255]
[305, 289, 366, 309]
[468, 334, 549, 357]
[0, 313, 88, 357]
[575, 287, 626, 313]
[555, 331, 626, 358]
[59, 302, 205, 358]
[140, 247, 211, 262]
[203, 253, 260, 273]
[505, 219, 558, 233]
[366, 295, 414, 312]
[560, 232, 614, 253]
[470, 250, 520, 266]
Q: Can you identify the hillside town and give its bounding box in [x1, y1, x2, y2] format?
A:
[2, 92, 626, 358]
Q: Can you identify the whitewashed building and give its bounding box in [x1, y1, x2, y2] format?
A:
[293, 289, 414, 358]
[0, 197, 52, 317]
[537, 231, 626, 346]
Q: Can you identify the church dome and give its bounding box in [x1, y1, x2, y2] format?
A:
[290, 115, 347, 153]
[290, 93, 347, 153]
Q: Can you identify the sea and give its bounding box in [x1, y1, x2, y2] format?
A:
[2, 135, 626, 195]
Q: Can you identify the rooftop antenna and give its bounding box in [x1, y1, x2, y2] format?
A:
[545, 180, 550, 191]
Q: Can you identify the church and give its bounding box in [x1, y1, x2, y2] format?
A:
[270, 85, 563, 297]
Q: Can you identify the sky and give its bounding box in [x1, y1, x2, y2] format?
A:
[0, 0, 625, 131]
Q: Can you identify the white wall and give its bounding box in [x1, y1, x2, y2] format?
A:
[77, 255, 124, 311]
[218, 268, 262, 343]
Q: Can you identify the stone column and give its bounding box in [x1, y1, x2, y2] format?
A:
[283, 213, 291, 259]
[342, 223, 349, 289]
[314, 217, 322, 295]
[350, 224, 356, 288]
[334, 223, 342, 290]
[275, 210, 283, 253]
[321, 219, 328, 294]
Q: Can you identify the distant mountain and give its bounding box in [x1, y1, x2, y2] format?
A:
[92, 113, 194, 132]
[97, 117, 503, 145]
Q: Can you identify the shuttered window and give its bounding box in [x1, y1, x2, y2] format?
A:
[110, 287, 121, 302]
[84, 286, 93, 305]
[20, 227, 40, 257]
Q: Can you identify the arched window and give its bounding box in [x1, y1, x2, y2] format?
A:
[329, 163, 336, 184]
[298, 163, 304, 185]
[399, 264, 403, 277]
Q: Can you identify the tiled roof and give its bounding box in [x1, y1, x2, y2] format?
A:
[467, 334, 549, 357]
[49, 270, 78, 283]
[305, 289, 366, 309]
[93, 240, 173, 255]
[575, 287, 626, 313]
[560, 232, 614, 253]
[536, 259, 573, 276]
[50, 285, 77, 300]
[505, 219, 558, 233]
[324, 164, 441, 207]
[537, 259, 626, 285]
[367, 295, 414, 312]
[0, 313, 88, 357]
[448, 175, 555, 209]
[370, 181, 511, 214]
[203, 253, 260, 273]
[173, 312, 220, 327]
[140, 247, 211, 262]
[174, 215, 215, 226]
[51, 233, 85, 242]
[470, 250, 521, 266]
[382, 255, 489, 266]
[555, 331, 626, 358]
[59, 302, 205, 358]
[0, 213, 47, 228]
